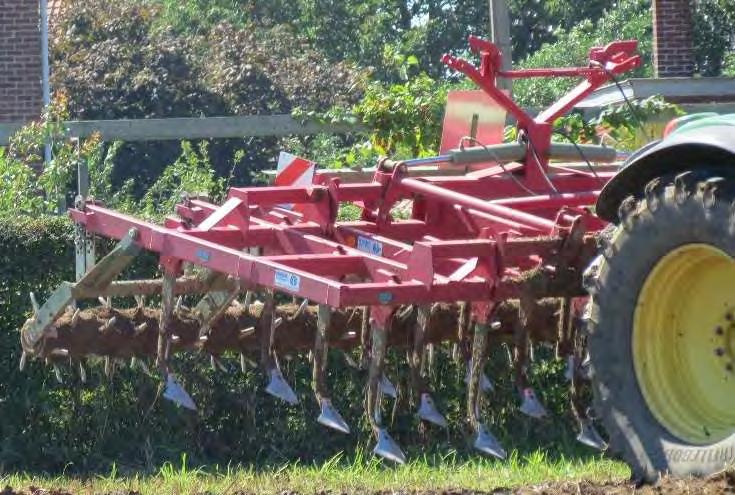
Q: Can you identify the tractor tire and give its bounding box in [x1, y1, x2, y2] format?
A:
[584, 169, 735, 482]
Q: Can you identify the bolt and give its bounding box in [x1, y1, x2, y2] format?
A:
[716, 326, 724, 336]
[715, 348, 726, 357]
[726, 313, 733, 322]
[726, 364, 734, 373]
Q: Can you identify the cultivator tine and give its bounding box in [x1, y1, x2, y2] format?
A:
[314, 306, 350, 433]
[474, 423, 507, 460]
[52, 364, 63, 384]
[368, 309, 406, 464]
[515, 295, 547, 419]
[19, 351, 27, 372]
[266, 365, 298, 405]
[78, 360, 87, 384]
[379, 373, 398, 399]
[163, 373, 197, 411]
[468, 314, 507, 460]
[464, 361, 495, 393]
[411, 306, 447, 427]
[577, 419, 607, 451]
[313, 303, 350, 433]
[359, 306, 370, 369]
[519, 388, 547, 419]
[260, 290, 298, 405]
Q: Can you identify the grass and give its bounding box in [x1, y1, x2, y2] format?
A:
[1, 450, 630, 494]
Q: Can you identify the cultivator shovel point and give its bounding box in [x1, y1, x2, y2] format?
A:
[163, 373, 197, 411]
[20, 37, 645, 465]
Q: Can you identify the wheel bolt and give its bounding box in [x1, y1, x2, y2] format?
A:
[726, 364, 734, 373]
[715, 348, 726, 357]
[715, 326, 724, 336]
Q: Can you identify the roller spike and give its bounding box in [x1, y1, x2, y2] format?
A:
[290, 299, 309, 320]
[396, 304, 414, 323]
[342, 351, 360, 369]
[317, 397, 351, 434]
[163, 373, 197, 411]
[373, 428, 406, 464]
[98, 296, 111, 308]
[29, 292, 40, 316]
[175, 296, 184, 313]
[579, 353, 592, 380]
[577, 419, 608, 451]
[19, 351, 27, 372]
[519, 387, 547, 419]
[273, 317, 283, 329]
[243, 291, 254, 311]
[78, 361, 87, 383]
[473, 423, 507, 460]
[50, 349, 69, 358]
[239, 327, 255, 339]
[137, 359, 151, 375]
[53, 364, 63, 384]
[379, 373, 398, 399]
[170, 335, 181, 344]
[210, 355, 228, 373]
[240, 353, 247, 373]
[134, 295, 145, 309]
[71, 308, 81, 327]
[104, 356, 113, 378]
[340, 331, 358, 341]
[417, 392, 447, 428]
[265, 366, 299, 405]
[134, 322, 148, 336]
[98, 316, 117, 333]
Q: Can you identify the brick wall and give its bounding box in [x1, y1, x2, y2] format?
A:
[0, 0, 42, 123]
[652, 0, 695, 77]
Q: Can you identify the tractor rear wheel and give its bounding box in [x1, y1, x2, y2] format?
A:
[585, 170, 735, 482]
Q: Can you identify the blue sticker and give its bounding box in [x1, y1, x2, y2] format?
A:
[275, 269, 301, 292]
[196, 249, 211, 262]
[378, 292, 393, 304]
[357, 236, 384, 256]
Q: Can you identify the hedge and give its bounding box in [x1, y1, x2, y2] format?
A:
[0, 215, 594, 474]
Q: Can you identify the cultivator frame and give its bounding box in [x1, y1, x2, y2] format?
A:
[21, 37, 641, 463]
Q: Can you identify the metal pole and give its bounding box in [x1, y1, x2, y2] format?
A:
[489, 0, 513, 94]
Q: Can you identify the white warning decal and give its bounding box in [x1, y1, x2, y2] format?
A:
[357, 236, 383, 256]
[274, 269, 301, 292]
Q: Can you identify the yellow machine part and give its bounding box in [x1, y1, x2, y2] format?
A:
[634, 243, 735, 444]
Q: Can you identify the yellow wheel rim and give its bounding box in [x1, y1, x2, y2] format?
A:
[634, 243, 735, 444]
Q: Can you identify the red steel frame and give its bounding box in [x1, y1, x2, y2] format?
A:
[69, 38, 640, 322]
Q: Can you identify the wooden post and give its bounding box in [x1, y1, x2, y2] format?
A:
[489, 0, 513, 95]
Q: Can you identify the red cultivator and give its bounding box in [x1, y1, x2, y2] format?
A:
[22, 38, 640, 465]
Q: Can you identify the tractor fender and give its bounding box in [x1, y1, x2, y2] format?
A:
[596, 124, 735, 223]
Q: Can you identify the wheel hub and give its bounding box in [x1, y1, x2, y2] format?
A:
[714, 312, 735, 374]
[633, 243, 735, 445]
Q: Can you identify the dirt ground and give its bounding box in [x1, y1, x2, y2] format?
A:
[3, 471, 735, 495]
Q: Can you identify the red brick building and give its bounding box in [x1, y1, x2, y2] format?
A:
[0, 0, 43, 122]
[652, 0, 695, 77]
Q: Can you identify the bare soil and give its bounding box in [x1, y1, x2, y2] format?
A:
[3, 472, 735, 495]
